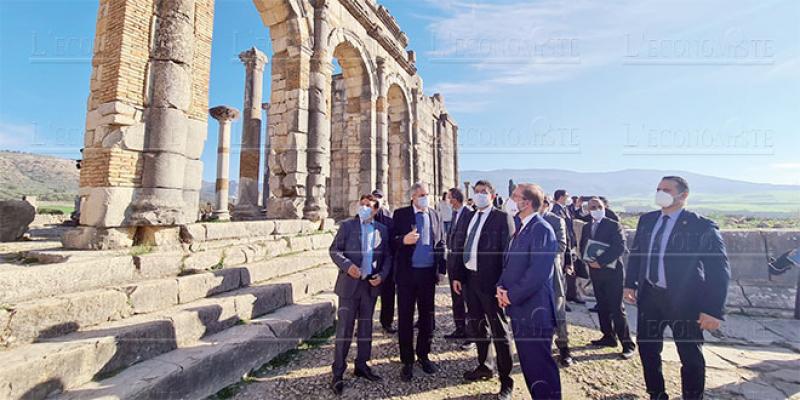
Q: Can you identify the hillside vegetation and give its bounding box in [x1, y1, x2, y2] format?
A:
[0, 151, 79, 201]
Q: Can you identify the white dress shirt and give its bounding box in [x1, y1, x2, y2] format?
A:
[465, 208, 491, 271]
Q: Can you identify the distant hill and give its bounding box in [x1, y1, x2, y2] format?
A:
[0, 151, 79, 201]
[461, 169, 800, 217]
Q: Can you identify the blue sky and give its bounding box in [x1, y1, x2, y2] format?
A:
[1, 0, 798, 185]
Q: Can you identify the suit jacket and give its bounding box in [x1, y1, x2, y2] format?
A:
[391, 205, 447, 286]
[625, 210, 731, 320]
[446, 207, 474, 275]
[497, 213, 558, 328]
[551, 203, 576, 247]
[330, 217, 393, 298]
[450, 208, 514, 294]
[579, 217, 627, 278]
[542, 211, 567, 298]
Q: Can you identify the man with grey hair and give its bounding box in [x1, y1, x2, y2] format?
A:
[391, 182, 447, 382]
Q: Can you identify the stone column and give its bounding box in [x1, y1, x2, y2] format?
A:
[261, 102, 271, 211]
[130, 0, 196, 226]
[453, 125, 460, 187]
[436, 115, 446, 195]
[411, 88, 421, 183]
[304, 0, 332, 221]
[464, 181, 471, 200]
[375, 57, 388, 192]
[233, 47, 268, 221]
[210, 106, 239, 221]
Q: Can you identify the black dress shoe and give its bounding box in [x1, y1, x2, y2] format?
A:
[559, 349, 575, 367]
[463, 365, 493, 381]
[621, 346, 636, 360]
[590, 337, 618, 348]
[444, 330, 466, 340]
[330, 376, 344, 395]
[382, 324, 397, 334]
[498, 383, 514, 400]
[354, 366, 383, 382]
[417, 359, 439, 374]
[588, 305, 599, 313]
[565, 304, 573, 312]
[401, 364, 413, 382]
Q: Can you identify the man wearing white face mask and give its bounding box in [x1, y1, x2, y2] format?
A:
[392, 182, 446, 382]
[450, 180, 515, 399]
[579, 197, 635, 360]
[624, 176, 730, 400]
[329, 194, 393, 394]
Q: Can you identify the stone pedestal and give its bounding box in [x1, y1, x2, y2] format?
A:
[233, 47, 268, 221]
[210, 106, 240, 221]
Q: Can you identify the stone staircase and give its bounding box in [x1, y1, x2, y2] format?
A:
[0, 220, 340, 400]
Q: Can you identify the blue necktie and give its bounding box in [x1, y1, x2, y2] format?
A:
[463, 212, 485, 264]
[513, 215, 522, 236]
[648, 215, 670, 284]
[361, 224, 374, 277]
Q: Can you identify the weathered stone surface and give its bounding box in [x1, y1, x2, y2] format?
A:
[77, 186, 136, 228]
[141, 152, 187, 190]
[0, 256, 136, 304]
[4, 289, 130, 347]
[135, 226, 182, 248]
[272, 219, 304, 235]
[133, 251, 185, 279]
[57, 297, 334, 400]
[0, 200, 35, 242]
[176, 268, 242, 304]
[61, 226, 135, 250]
[240, 250, 330, 285]
[120, 279, 179, 314]
[142, 107, 188, 153]
[149, 61, 192, 111]
[287, 235, 313, 252]
[310, 232, 335, 249]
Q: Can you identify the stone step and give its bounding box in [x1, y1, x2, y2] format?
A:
[0, 265, 338, 400]
[0, 231, 335, 305]
[0, 250, 333, 348]
[55, 294, 337, 400]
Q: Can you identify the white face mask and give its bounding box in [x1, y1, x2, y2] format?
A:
[474, 193, 491, 209]
[505, 198, 519, 215]
[590, 209, 605, 221]
[416, 195, 429, 210]
[655, 190, 676, 208]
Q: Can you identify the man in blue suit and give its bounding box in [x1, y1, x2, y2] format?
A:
[329, 194, 393, 395]
[624, 176, 730, 400]
[497, 183, 561, 399]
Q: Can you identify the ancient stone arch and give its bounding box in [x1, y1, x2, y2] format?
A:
[386, 83, 412, 209]
[74, 0, 459, 245]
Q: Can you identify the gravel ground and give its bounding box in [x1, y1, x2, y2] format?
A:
[232, 284, 688, 400]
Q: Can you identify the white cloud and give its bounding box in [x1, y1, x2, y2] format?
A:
[421, 0, 786, 106]
[0, 121, 37, 148]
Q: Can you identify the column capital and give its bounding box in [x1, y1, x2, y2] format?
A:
[239, 47, 268, 71]
[209, 105, 240, 122]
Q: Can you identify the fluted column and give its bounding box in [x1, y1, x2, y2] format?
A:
[375, 57, 388, 192]
[210, 106, 239, 221]
[304, 0, 331, 221]
[261, 102, 271, 212]
[411, 88, 420, 183]
[233, 47, 268, 221]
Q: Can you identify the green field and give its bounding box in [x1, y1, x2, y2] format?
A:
[613, 191, 800, 218]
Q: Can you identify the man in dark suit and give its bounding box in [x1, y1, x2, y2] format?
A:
[542, 196, 575, 367]
[580, 197, 635, 359]
[451, 181, 515, 399]
[392, 182, 446, 382]
[329, 194, 393, 395]
[444, 187, 472, 343]
[372, 189, 398, 334]
[553, 189, 583, 306]
[624, 176, 731, 400]
[497, 183, 561, 399]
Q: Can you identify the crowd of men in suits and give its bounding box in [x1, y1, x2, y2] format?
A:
[328, 176, 731, 400]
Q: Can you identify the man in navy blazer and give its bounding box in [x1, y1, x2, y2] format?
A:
[329, 194, 393, 395]
[391, 182, 447, 382]
[497, 183, 561, 399]
[624, 176, 730, 400]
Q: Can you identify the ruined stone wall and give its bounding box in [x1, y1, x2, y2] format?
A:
[80, 0, 213, 228]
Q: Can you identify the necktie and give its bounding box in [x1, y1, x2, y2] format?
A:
[648, 215, 671, 285]
[591, 221, 599, 237]
[463, 212, 484, 264]
[451, 210, 458, 225]
[361, 224, 374, 277]
[513, 215, 522, 236]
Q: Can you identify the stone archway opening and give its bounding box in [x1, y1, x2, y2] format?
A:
[387, 83, 411, 209]
[327, 42, 372, 220]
